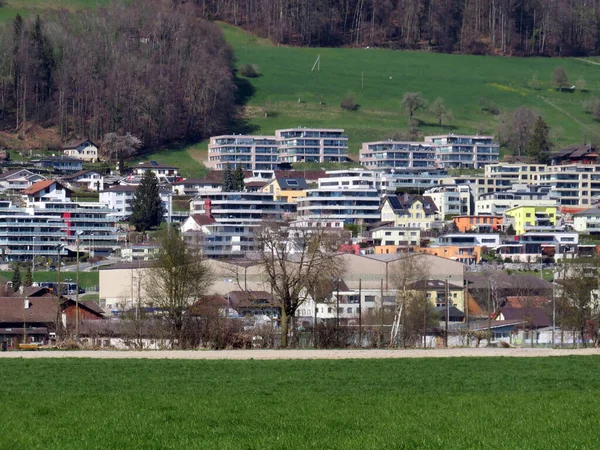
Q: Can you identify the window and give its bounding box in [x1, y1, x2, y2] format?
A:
[526, 213, 531, 218]
[327, 307, 332, 313]
[385, 231, 391, 236]
[347, 307, 353, 313]
[364, 295, 375, 302]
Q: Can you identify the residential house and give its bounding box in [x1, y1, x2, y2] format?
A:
[370, 226, 421, 254]
[573, 207, 600, 233]
[132, 161, 179, 183]
[31, 157, 83, 173]
[379, 194, 440, 229]
[453, 215, 503, 232]
[170, 175, 222, 196]
[551, 144, 599, 165]
[496, 232, 579, 262]
[61, 170, 104, 192]
[503, 205, 557, 235]
[121, 242, 161, 262]
[260, 177, 308, 203]
[0, 169, 46, 196]
[425, 185, 472, 217]
[22, 180, 72, 204]
[407, 279, 466, 312]
[227, 291, 280, 319]
[99, 185, 173, 220]
[415, 234, 500, 264]
[63, 139, 99, 162]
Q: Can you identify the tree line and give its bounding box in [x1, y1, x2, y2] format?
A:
[0, 1, 237, 147]
[188, 0, 600, 56]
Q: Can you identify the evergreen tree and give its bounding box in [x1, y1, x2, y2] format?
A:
[233, 166, 245, 191]
[11, 264, 21, 292]
[527, 116, 552, 164]
[222, 164, 234, 192]
[129, 171, 166, 232]
[29, 15, 55, 103]
[23, 266, 33, 287]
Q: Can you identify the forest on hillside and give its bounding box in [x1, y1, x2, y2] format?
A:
[191, 0, 600, 56]
[0, 1, 237, 147]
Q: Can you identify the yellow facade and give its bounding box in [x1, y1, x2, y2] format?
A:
[381, 199, 438, 229]
[504, 205, 557, 235]
[260, 179, 307, 203]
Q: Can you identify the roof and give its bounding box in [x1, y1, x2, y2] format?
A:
[136, 161, 178, 169]
[63, 139, 97, 149]
[80, 300, 105, 315]
[22, 179, 71, 195]
[102, 185, 138, 193]
[245, 180, 269, 188]
[383, 194, 438, 214]
[0, 169, 35, 180]
[33, 157, 83, 163]
[573, 207, 600, 217]
[62, 169, 101, 181]
[227, 291, 275, 308]
[433, 306, 466, 319]
[189, 295, 228, 316]
[496, 306, 550, 328]
[553, 144, 598, 161]
[274, 170, 327, 181]
[466, 273, 552, 292]
[171, 177, 221, 186]
[0, 297, 58, 323]
[191, 214, 216, 226]
[408, 279, 463, 291]
[275, 177, 308, 189]
[99, 261, 155, 270]
[503, 296, 550, 308]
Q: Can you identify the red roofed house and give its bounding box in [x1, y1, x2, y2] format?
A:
[22, 180, 72, 204]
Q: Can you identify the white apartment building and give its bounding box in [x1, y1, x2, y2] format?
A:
[0, 169, 46, 196]
[359, 141, 436, 169]
[100, 185, 173, 220]
[573, 207, 600, 233]
[61, 170, 104, 192]
[370, 226, 421, 246]
[189, 192, 290, 224]
[476, 185, 556, 215]
[496, 232, 579, 262]
[206, 135, 279, 170]
[0, 199, 119, 262]
[425, 134, 500, 169]
[132, 161, 179, 183]
[424, 185, 471, 217]
[539, 164, 600, 209]
[437, 234, 501, 248]
[276, 128, 348, 163]
[296, 171, 381, 224]
[484, 163, 547, 183]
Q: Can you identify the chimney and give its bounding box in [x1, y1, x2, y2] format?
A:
[19, 285, 24, 295]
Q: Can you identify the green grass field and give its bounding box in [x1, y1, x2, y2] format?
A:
[1, 357, 599, 449]
[0, 271, 99, 290]
[0, 0, 111, 21]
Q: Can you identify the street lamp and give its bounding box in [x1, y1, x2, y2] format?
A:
[32, 236, 36, 274]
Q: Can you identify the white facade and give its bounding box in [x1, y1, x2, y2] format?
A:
[276, 128, 348, 163]
[360, 141, 436, 169]
[425, 134, 500, 169]
[425, 185, 471, 217]
[133, 162, 179, 183]
[63, 140, 98, 162]
[62, 170, 104, 192]
[437, 233, 501, 248]
[296, 185, 380, 224]
[573, 208, 600, 233]
[206, 135, 279, 170]
[539, 164, 600, 208]
[0, 169, 46, 195]
[370, 227, 421, 246]
[100, 185, 172, 220]
[189, 192, 288, 224]
[476, 189, 557, 215]
[485, 163, 547, 183]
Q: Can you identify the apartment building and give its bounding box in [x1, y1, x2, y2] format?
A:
[425, 134, 500, 169]
[206, 135, 279, 170]
[416, 234, 500, 264]
[260, 177, 308, 203]
[296, 188, 380, 224]
[573, 207, 600, 233]
[503, 205, 557, 235]
[276, 128, 348, 163]
[132, 161, 179, 183]
[424, 185, 472, 217]
[380, 194, 441, 229]
[539, 164, 600, 210]
[484, 163, 547, 183]
[475, 185, 556, 215]
[496, 232, 579, 262]
[190, 192, 290, 224]
[0, 200, 119, 262]
[453, 215, 503, 232]
[359, 141, 436, 169]
[100, 185, 173, 220]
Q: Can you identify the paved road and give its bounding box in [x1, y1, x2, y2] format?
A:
[2, 348, 600, 360]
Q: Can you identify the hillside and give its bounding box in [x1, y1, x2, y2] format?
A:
[3, 3, 600, 178]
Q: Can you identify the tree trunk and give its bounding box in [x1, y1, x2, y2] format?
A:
[280, 309, 289, 348]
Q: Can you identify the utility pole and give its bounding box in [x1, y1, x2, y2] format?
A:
[380, 278, 384, 347]
[336, 278, 340, 347]
[358, 278, 362, 347]
[75, 237, 80, 339]
[487, 278, 492, 345]
[444, 276, 450, 347]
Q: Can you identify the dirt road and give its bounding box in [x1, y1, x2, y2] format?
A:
[2, 347, 600, 360]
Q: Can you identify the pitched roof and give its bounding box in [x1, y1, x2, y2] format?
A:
[503, 296, 550, 308]
[433, 306, 466, 319]
[62, 169, 101, 181]
[135, 161, 178, 169]
[466, 273, 552, 291]
[191, 214, 216, 226]
[383, 194, 438, 214]
[0, 169, 36, 180]
[22, 179, 71, 195]
[497, 306, 550, 328]
[553, 144, 598, 161]
[63, 139, 97, 149]
[408, 279, 463, 291]
[573, 207, 600, 217]
[227, 291, 275, 308]
[0, 296, 58, 323]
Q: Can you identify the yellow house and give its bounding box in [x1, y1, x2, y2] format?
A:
[408, 279, 465, 312]
[260, 177, 308, 203]
[504, 205, 557, 235]
[380, 194, 441, 230]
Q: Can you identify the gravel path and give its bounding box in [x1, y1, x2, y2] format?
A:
[1, 348, 600, 360]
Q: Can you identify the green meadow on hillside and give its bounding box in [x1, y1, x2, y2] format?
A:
[1, 357, 600, 449]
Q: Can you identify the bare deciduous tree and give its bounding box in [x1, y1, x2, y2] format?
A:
[231, 221, 345, 348]
[401, 92, 425, 125]
[145, 228, 214, 348]
[498, 106, 539, 156]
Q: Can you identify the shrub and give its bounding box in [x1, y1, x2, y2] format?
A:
[239, 64, 260, 78]
[340, 92, 357, 111]
[584, 98, 600, 121]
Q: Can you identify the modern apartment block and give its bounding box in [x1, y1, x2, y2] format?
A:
[476, 185, 556, 215]
[539, 164, 600, 210]
[424, 185, 472, 217]
[359, 141, 436, 169]
[276, 128, 348, 163]
[100, 185, 173, 220]
[189, 192, 290, 224]
[296, 174, 380, 224]
[206, 135, 279, 170]
[425, 134, 500, 169]
[0, 200, 119, 262]
[484, 163, 547, 183]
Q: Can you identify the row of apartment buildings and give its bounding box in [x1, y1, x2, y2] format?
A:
[206, 129, 500, 170]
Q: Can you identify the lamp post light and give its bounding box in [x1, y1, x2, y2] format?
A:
[32, 236, 36, 274]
